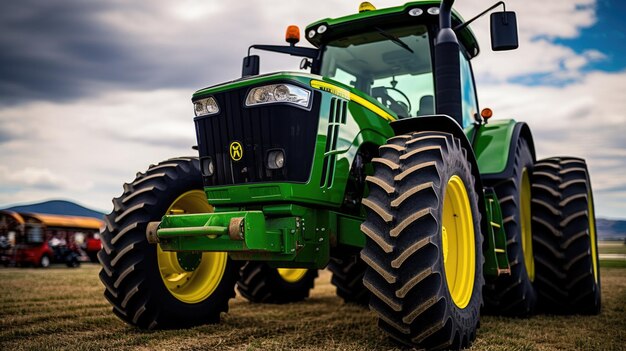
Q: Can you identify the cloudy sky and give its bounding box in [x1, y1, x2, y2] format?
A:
[0, 0, 624, 219]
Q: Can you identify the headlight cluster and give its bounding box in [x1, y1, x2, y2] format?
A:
[200, 156, 215, 177]
[245, 84, 311, 109]
[266, 149, 285, 170]
[194, 97, 219, 117]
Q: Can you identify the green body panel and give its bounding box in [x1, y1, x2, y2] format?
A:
[158, 211, 286, 253]
[158, 205, 362, 269]
[193, 72, 314, 99]
[473, 119, 517, 175]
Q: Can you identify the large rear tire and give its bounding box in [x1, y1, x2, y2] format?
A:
[237, 262, 317, 303]
[531, 157, 601, 314]
[98, 157, 239, 329]
[361, 131, 483, 349]
[483, 138, 537, 316]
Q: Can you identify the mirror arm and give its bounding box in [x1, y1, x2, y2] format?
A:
[453, 1, 505, 32]
[250, 44, 319, 59]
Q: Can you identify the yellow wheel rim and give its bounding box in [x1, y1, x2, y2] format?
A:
[588, 191, 598, 284]
[442, 175, 475, 309]
[157, 190, 227, 304]
[277, 268, 308, 283]
[520, 168, 535, 282]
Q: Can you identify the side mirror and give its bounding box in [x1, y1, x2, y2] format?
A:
[300, 58, 312, 70]
[242, 55, 260, 77]
[490, 11, 518, 51]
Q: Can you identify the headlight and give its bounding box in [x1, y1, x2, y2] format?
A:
[245, 84, 311, 109]
[200, 156, 215, 176]
[193, 96, 219, 117]
[266, 149, 285, 170]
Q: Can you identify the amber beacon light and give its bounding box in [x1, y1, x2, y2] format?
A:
[285, 25, 300, 45]
[481, 107, 493, 120]
[359, 2, 376, 12]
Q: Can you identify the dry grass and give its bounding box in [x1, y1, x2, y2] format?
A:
[0, 264, 624, 351]
[599, 241, 626, 255]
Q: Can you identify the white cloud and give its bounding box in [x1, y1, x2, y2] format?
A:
[0, 166, 78, 190]
[478, 70, 626, 217]
[455, 0, 598, 83]
[0, 0, 624, 219]
[0, 88, 197, 212]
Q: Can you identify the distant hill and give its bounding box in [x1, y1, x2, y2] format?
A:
[2, 200, 105, 220]
[596, 218, 626, 241]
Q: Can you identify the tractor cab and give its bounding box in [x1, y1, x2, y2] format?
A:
[308, 2, 479, 123]
[242, 0, 516, 128]
[319, 24, 436, 119]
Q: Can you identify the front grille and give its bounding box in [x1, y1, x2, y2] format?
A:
[194, 85, 320, 186]
[319, 97, 347, 188]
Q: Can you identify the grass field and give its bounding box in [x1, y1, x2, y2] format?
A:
[0, 263, 625, 351]
[599, 241, 626, 268]
[599, 241, 626, 255]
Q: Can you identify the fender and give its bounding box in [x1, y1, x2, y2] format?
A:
[473, 119, 536, 181]
[389, 114, 488, 242]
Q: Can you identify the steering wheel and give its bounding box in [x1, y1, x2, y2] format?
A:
[371, 86, 412, 117]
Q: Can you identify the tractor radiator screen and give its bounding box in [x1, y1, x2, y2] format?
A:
[194, 87, 320, 186]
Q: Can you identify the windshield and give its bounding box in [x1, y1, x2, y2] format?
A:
[320, 25, 434, 118]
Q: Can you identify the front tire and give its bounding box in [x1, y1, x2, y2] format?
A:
[237, 262, 317, 303]
[531, 157, 601, 314]
[361, 131, 483, 349]
[98, 157, 239, 329]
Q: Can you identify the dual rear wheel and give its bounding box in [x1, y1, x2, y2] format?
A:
[483, 139, 600, 317]
[483, 138, 537, 315]
[531, 157, 601, 314]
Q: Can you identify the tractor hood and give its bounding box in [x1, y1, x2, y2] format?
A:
[192, 72, 396, 122]
[191, 71, 396, 190]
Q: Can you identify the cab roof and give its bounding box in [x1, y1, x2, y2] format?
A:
[305, 1, 480, 58]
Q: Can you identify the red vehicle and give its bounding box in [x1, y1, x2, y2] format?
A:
[84, 233, 103, 262]
[0, 211, 104, 267]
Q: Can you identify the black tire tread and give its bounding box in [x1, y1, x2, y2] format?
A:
[531, 157, 601, 314]
[236, 262, 317, 303]
[328, 254, 369, 306]
[361, 131, 483, 349]
[483, 138, 537, 316]
[98, 157, 238, 329]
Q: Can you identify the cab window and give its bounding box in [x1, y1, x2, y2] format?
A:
[320, 25, 434, 118]
[459, 52, 479, 127]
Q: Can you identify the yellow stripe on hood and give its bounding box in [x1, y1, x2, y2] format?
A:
[310, 80, 396, 122]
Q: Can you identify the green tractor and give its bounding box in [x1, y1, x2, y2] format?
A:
[98, 0, 601, 348]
